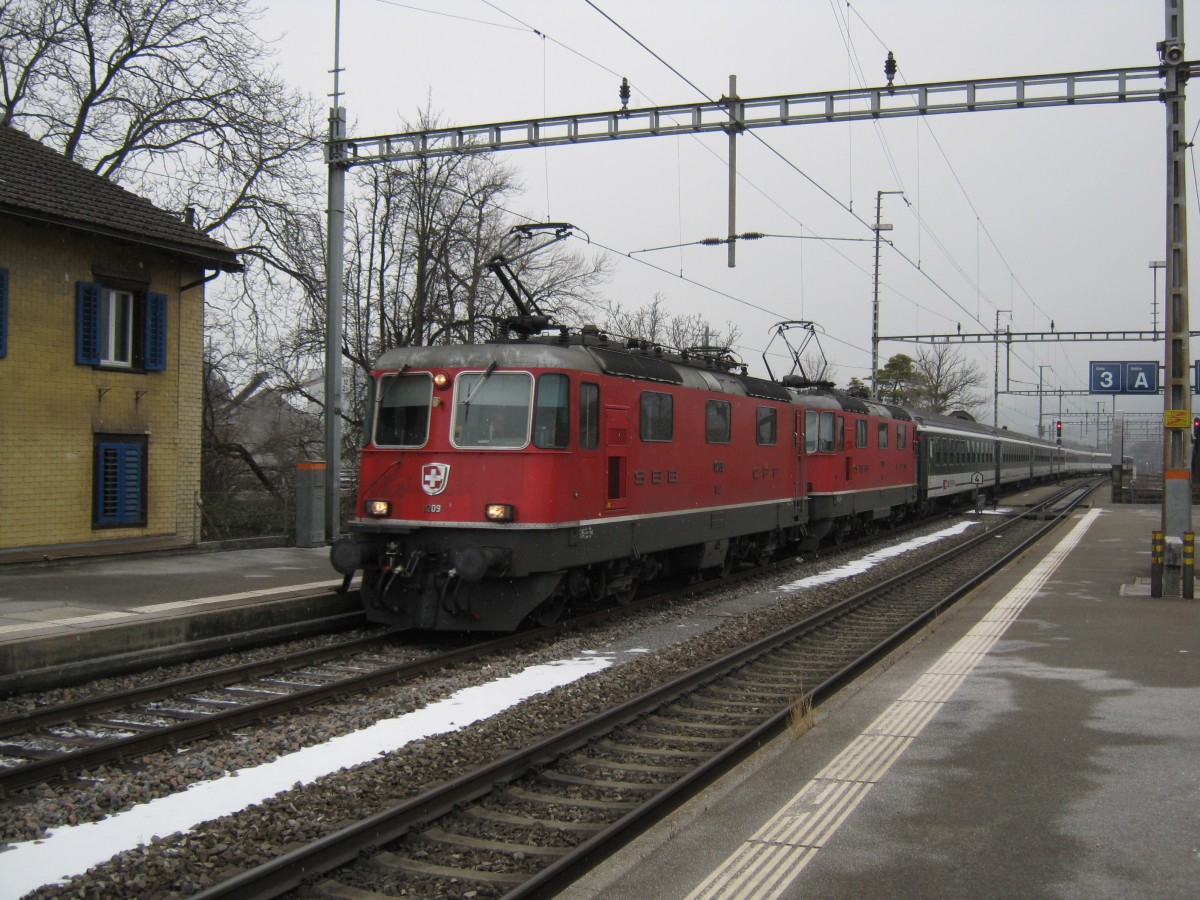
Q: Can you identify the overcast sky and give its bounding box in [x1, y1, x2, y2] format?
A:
[253, 0, 1190, 441]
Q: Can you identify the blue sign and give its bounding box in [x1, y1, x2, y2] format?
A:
[1123, 362, 1158, 394]
[1089, 362, 1122, 393]
[1089, 361, 1159, 395]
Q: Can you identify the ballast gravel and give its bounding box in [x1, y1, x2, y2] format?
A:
[6, 516, 991, 898]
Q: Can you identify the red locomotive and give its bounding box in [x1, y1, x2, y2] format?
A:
[329, 226, 1105, 631]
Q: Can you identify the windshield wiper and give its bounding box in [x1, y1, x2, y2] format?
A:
[461, 361, 498, 415]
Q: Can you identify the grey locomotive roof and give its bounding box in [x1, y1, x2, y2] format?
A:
[0, 124, 240, 271]
[375, 342, 606, 373]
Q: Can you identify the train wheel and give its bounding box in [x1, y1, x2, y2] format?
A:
[530, 595, 565, 627]
[613, 576, 639, 606]
[359, 569, 383, 607]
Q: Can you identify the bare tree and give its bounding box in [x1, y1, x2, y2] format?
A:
[798, 353, 837, 386]
[0, 0, 324, 274]
[912, 344, 987, 414]
[607, 292, 741, 355]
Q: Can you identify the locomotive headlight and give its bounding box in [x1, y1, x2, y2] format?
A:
[365, 499, 391, 518]
[485, 503, 515, 523]
[433, 371, 450, 389]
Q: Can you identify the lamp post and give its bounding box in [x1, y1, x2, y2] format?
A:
[870, 190, 904, 398]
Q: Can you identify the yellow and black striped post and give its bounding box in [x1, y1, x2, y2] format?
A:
[1184, 532, 1195, 600]
[1151, 531, 1165, 598]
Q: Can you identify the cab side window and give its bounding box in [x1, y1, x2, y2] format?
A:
[640, 391, 673, 441]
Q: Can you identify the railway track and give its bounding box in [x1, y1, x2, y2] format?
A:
[0, 496, 984, 799]
[193, 481, 1098, 899]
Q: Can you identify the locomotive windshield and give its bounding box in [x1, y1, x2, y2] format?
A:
[375, 373, 432, 447]
[454, 371, 533, 448]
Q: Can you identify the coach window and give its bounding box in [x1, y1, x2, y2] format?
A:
[856, 419, 867, 448]
[819, 411, 836, 452]
[579, 382, 600, 450]
[804, 411, 818, 453]
[706, 399, 732, 443]
[640, 391, 674, 441]
[376, 373, 432, 447]
[454, 371, 533, 448]
[877, 422, 889, 449]
[533, 373, 570, 449]
[897, 424, 907, 450]
[756, 406, 777, 446]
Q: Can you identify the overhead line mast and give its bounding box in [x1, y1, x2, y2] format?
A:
[1158, 0, 1191, 597]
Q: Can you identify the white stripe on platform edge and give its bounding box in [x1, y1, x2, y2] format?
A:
[684, 507, 1101, 900]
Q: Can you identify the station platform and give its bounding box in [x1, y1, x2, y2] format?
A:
[0, 545, 358, 695]
[563, 495, 1200, 899]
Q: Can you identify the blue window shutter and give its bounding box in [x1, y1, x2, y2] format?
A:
[0, 268, 8, 359]
[96, 440, 145, 525]
[117, 443, 144, 522]
[76, 281, 101, 365]
[144, 292, 167, 370]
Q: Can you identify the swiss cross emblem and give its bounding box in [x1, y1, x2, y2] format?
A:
[421, 463, 450, 496]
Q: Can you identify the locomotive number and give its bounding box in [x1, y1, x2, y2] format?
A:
[424, 504, 442, 513]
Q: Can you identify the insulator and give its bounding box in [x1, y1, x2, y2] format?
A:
[884, 51, 897, 85]
[619, 77, 631, 109]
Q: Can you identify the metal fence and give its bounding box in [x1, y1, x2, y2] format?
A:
[198, 486, 358, 542]
[199, 490, 292, 542]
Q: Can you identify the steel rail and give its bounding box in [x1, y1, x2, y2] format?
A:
[0, 628, 543, 796]
[195, 481, 1099, 900]
[0, 630, 399, 739]
[0, 565, 764, 796]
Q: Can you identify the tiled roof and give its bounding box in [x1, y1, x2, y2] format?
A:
[0, 124, 240, 270]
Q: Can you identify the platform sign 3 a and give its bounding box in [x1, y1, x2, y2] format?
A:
[1089, 361, 1159, 395]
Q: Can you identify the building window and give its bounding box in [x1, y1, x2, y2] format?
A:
[640, 391, 673, 441]
[102, 288, 133, 366]
[76, 281, 168, 370]
[95, 436, 147, 527]
[756, 406, 777, 446]
[706, 399, 731, 443]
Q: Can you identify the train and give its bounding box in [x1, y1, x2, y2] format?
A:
[329, 323, 1108, 632]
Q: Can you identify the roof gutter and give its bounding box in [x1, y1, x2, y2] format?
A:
[181, 268, 225, 292]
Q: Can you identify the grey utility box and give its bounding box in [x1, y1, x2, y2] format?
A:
[295, 461, 326, 548]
